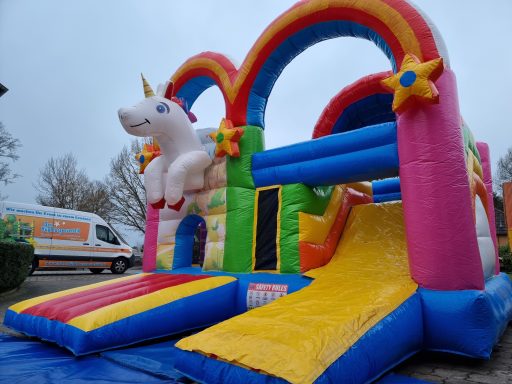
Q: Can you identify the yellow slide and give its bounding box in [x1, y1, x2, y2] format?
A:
[177, 202, 417, 384]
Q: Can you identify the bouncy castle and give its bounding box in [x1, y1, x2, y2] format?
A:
[5, 1, 512, 383]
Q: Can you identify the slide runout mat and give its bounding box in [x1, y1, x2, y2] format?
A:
[20, 274, 211, 323]
[5, 273, 238, 355]
[176, 203, 418, 384]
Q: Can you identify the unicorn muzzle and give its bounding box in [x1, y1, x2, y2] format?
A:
[118, 107, 148, 136]
[118, 108, 129, 121]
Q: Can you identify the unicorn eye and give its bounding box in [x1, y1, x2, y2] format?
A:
[156, 102, 170, 114]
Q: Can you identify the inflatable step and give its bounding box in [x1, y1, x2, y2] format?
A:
[4, 273, 238, 355]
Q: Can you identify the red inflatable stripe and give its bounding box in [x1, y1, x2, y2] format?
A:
[22, 274, 211, 323]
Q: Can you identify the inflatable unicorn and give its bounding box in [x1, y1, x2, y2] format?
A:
[118, 75, 212, 210]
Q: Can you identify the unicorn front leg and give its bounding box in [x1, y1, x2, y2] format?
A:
[144, 155, 168, 208]
[165, 151, 212, 210]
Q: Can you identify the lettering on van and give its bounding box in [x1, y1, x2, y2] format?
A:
[42, 221, 81, 235]
[4, 207, 91, 222]
[38, 220, 90, 241]
[2, 215, 91, 242]
[38, 260, 112, 268]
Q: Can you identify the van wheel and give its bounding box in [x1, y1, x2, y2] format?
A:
[90, 268, 104, 274]
[110, 258, 128, 274]
[28, 258, 38, 276]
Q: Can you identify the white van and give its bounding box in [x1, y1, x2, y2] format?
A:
[0, 201, 134, 274]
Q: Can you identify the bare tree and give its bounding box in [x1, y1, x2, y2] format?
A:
[495, 147, 512, 196]
[106, 140, 146, 233]
[0, 122, 21, 191]
[78, 180, 113, 220]
[36, 153, 88, 209]
[35, 153, 111, 217]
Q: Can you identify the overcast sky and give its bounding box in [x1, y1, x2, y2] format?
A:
[1, 0, 511, 243]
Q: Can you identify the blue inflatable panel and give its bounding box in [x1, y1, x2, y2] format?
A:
[420, 273, 512, 358]
[373, 177, 400, 195]
[175, 75, 216, 109]
[172, 214, 206, 269]
[374, 192, 402, 203]
[0, 334, 175, 384]
[174, 293, 423, 384]
[253, 123, 396, 170]
[166, 268, 312, 313]
[252, 123, 398, 187]
[372, 178, 401, 202]
[332, 94, 395, 135]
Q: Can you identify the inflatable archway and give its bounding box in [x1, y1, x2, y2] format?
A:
[168, 0, 483, 291]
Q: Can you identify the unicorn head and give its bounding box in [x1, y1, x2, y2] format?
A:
[118, 75, 199, 151]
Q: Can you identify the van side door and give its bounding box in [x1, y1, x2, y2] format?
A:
[93, 224, 123, 263]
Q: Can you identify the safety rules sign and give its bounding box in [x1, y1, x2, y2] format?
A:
[247, 283, 288, 310]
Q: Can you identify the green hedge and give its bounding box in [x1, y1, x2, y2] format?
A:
[0, 241, 34, 293]
[499, 245, 512, 273]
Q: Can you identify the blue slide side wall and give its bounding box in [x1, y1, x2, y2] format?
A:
[420, 273, 512, 358]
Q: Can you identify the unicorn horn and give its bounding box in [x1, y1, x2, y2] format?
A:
[141, 73, 155, 98]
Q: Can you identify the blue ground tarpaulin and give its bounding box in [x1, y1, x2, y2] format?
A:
[0, 333, 432, 383]
[0, 334, 184, 384]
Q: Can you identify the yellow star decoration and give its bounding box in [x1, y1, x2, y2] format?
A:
[209, 118, 245, 158]
[381, 54, 444, 113]
[135, 139, 161, 174]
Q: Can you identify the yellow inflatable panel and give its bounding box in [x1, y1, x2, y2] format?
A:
[298, 185, 345, 244]
[346, 181, 373, 196]
[177, 203, 417, 384]
[68, 275, 237, 332]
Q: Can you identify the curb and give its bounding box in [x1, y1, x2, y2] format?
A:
[0, 287, 19, 298]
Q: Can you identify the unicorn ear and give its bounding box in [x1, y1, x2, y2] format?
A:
[163, 81, 175, 100]
[156, 81, 174, 99]
[156, 82, 167, 97]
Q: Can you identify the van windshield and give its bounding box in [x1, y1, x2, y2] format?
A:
[109, 225, 128, 246]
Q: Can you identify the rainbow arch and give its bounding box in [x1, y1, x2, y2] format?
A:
[171, 0, 449, 127]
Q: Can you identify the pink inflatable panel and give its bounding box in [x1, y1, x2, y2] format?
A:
[398, 69, 484, 291]
[143, 204, 159, 272]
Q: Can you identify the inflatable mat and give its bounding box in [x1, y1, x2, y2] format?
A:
[4, 273, 237, 355]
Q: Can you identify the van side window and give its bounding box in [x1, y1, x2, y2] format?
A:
[96, 225, 119, 245]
